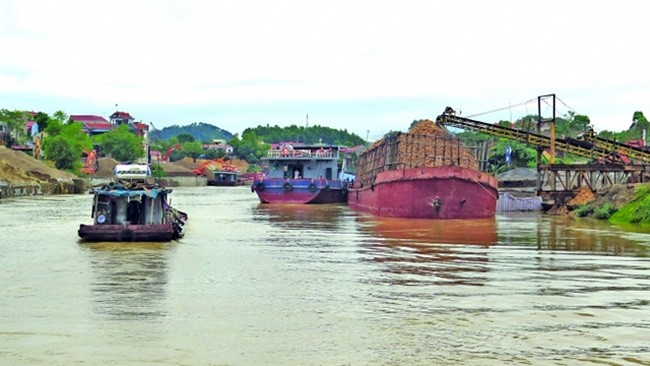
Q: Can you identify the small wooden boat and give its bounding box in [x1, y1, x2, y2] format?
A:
[78, 165, 187, 242]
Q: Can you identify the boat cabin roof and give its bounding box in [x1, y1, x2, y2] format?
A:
[92, 187, 170, 199]
[91, 180, 171, 199]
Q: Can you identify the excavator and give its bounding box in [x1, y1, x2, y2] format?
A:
[162, 143, 183, 162]
[191, 158, 239, 175]
[192, 158, 241, 186]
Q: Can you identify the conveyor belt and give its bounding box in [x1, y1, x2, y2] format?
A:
[436, 112, 647, 163]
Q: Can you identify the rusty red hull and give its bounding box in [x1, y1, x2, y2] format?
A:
[347, 166, 498, 219]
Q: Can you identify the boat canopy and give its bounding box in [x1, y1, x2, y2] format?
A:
[92, 187, 167, 198]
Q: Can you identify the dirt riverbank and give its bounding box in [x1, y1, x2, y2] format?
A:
[0, 146, 86, 198]
[0, 147, 250, 198]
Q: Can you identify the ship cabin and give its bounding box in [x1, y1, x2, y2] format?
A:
[264, 144, 341, 181]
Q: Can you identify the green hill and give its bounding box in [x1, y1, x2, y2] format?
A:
[245, 124, 365, 146]
[151, 122, 233, 142]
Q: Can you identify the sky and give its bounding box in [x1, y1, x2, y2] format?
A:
[1, 0, 649, 141]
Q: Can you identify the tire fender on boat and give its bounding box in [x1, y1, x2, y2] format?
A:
[308, 183, 317, 192]
[283, 182, 293, 192]
[118, 229, 136, 242]
[256, 182, 265, 191]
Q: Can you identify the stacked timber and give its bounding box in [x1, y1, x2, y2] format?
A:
[356, 119, 479, 187]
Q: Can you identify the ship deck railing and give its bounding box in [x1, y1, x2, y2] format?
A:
[267, 149, 337, 159]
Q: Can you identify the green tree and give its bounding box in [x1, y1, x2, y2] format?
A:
[569, 113, 591, 134]
[97, 124, 145, 162]
[44, 136, 77, 169]
[229, 131, 269, 162]
[177, 133, 195, 143]
[201, 148, 226, 160]
[630, 111, 649, 137]
[598, 112, 648, 143]
[243, 124, 365, 146]
[42, 122, 92, 170]
[34, 112, 50, 132]
[182, 141, 203, 162]
[53, 111, 68, 124]
[44, 110, 70, 136]
[488, 138, 536, 171]
[0, 109, 25, 146]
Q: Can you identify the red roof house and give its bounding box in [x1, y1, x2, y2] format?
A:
[70, 115, 113, 135]
[110, 111, 135, 125]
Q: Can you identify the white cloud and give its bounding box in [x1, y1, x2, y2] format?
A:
[1, 0, 649, 136]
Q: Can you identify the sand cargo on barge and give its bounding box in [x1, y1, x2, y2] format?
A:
[347, 119, 498, 219]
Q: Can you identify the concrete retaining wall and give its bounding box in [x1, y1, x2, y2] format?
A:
[0, 179, 86, 199]
[155, 176, 207, 187]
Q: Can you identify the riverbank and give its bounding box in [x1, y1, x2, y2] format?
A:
[2, 145, 649, 227]
[0, 146, 86, 198]
[0, 147, 220, 199]
[568, 183, 650, 225]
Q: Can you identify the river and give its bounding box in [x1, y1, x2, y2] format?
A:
[1, 186, 649, 365]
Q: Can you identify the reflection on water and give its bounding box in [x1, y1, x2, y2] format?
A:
[500, 213, 650, 256]
[356, 217, 497, 288]
[79, 242, 173, 320]
[359, 216, 498, 245]
[253, 203, 346, 230]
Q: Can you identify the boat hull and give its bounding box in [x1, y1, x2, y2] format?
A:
[347, 166, 498, 219]
[252, 179, 348, 204]
[207, 180, 239, 187]
[78, 223, 178, 242]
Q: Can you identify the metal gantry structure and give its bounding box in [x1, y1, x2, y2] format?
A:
[435, 97, 650, 197]
[437, 110, 650, 164]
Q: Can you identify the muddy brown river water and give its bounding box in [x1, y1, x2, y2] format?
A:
[1, 186, 649, 365]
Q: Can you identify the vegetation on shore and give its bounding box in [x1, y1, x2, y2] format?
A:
[610, 185, 650, 225]
[571, 183, 650, 225]
[3, 105, 648, 175]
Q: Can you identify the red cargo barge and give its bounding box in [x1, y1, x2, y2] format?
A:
[347, 119, 498, 219]
[348, 165, 497, 219]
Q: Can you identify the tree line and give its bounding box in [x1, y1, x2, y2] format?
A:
[2, 107, 647, 176]
[0, 109, 145, 172]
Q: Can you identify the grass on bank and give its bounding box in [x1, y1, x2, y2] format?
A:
[609, 184, 650, 225]
[574, 202, 617, 220]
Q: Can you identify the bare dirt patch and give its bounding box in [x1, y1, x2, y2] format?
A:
[0, 146, 78, 183]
